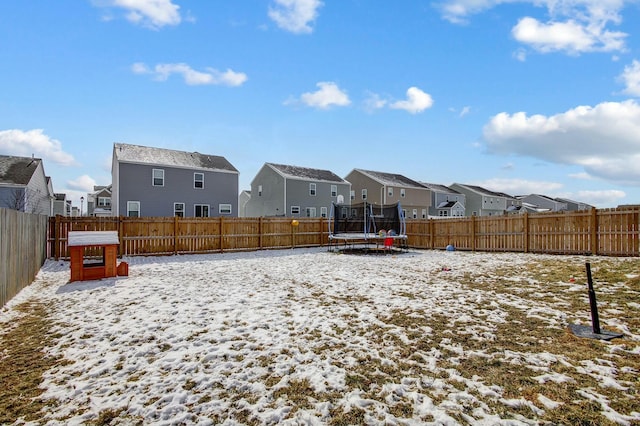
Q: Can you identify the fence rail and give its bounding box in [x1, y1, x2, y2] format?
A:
[47, 207, 640, 259]
[1, 208, 48, 307]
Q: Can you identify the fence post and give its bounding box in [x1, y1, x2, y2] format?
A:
[523, 212, 529, 253]
[220, 216, 224, 253]
[590, 207, 598, 255]
[54, 215, 60, 260]
[471, 215, 476, 252]
[258, 217, 263, 249]
[118, 216, 124, 256]
[174, 215, 178, 255]
[429, 219, 434, 250]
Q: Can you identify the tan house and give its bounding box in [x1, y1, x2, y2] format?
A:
[344, 169, 431, 219]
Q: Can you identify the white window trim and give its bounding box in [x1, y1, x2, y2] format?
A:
[331, 185, 337, 197]
[362, 189, 367, 200]
[194, 173, 204, 189]
[400, 188, 406, 198]
[174, 202, 185, 217]
[98, 197, 111, 207]
[291, 206, 300, 215]
[219, 204, 232, 214]
[350, 190, 355, 200]
[388, 187, 393, 197]
[127, 201, 140, 217]
[152, 169, 164, 187]
[320, 206, 327, 218]
[306, 207, 316, 218]
[309, 183, 316, 196]
[194, 204, 210, 217]
[258, 185, 263, 196]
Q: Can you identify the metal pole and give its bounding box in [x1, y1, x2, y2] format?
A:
[585, 262, 601, 334]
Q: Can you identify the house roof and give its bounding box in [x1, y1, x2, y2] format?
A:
[54, 193, 67, 201]
[0, 155, 41, 185]
[354, 169, 426, 189]
[267, 163, 348, 183]
[420, 182, 461, 194]
[454, 183, 512, 198]
[114, 143, 238, 173]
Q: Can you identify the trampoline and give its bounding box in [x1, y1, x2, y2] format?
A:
[328, 201, 408, 253]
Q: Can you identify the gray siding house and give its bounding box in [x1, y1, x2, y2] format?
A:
[112, 143, 239, 217]
[244, 163, 351, 218]
[450, 183, 517, 217]
[87, 185, 112, 217]
[52, 193, 71, 216]
[420, 182, 466, 217]
[238, 190, 251, 217]
[345, 169, 431, 219]
[0, 155, 53, 215]
[518, 194, 567, 212]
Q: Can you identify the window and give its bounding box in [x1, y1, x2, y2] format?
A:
[402, 209, 407, 219]
[258, 185, 263, 196]
[388, 187, 393, 197]
[194, 204, 209, 217]
[341, 207, 348, 218]
[127, 201, 140, 217]
[412, 209, 417, 219]
[362, 189, 367, 200]
[439, 210, 448, 217]
[400, 188, 406, 198]
[98, 197, 111, 207]
[306, 207, 316, 217]
[422, 209, 427, 219]
[291, 206, 300, 215]
[320, 206, 327, 218]
[331, 185, 337, 197]
[152, 169, 164, 186]
[350, 190, 355, 200]
[309, 183, 316, 196]
[194, 173, 204, 189]
[219, 204, 232, 214]
[174, 202, 185, 217]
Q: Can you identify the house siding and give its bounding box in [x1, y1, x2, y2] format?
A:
[116, 162, 238, 217]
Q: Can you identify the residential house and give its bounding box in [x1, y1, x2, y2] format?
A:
[420, 182, 466, 217]
[238, 190, 251, 217]
[111, 143, 239, 217]
[87, 185, 112, 217]
[518, 194, 568, 212]
[0, 155, 53, 215]
[53, 193, 72, 216]
[244, 163, 351, 218]
[345, 169, 431, 219]
[449, 183, 517, 216]
[555, 197, 593, 211]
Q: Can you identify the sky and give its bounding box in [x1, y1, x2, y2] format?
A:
[1, 0, 640, 209]
[3, 248, 639, 423]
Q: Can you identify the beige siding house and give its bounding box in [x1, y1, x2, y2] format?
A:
[345, 169, 431, 219]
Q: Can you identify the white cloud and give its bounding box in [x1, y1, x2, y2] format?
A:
[459, 106, 471, 117]
[483, 100, 640, 185]
[298, 82, 350, 109]
[67, 175, 97, 192]
[475, 178, 564, 195]
[97, 0, 181, 28]
[511, 16, 626, 54]
[268, 0, 323, 34]
[363, 92, 387, 113]
[132, 62, 248, 87]
[571, 189, 626, 206]
[437, 0, 630, 54]
[618, 59, 640, 97]
[0, 129, 76, 166]
[390, 87, 434, 114]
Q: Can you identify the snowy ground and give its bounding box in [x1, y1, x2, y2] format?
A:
[2, 247, 639, 425]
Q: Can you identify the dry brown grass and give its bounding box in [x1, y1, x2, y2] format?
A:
[1, 254, 639, 424]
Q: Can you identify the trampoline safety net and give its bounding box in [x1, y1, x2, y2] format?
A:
[329, 202, 406, 236]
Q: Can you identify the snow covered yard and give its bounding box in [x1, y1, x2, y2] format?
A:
[2, 248, 639, 425]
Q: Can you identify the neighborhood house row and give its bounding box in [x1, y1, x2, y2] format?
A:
[0, 143, 593, 218]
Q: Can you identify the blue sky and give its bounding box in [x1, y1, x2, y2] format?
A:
[1, 0, 640, 209]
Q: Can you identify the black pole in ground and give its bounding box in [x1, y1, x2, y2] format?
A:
[569, 262, 623, 341]
[585, 262, 601, 334]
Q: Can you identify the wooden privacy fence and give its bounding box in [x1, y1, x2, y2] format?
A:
[1, 208, 48, 308]
[48, 207, 640, 259]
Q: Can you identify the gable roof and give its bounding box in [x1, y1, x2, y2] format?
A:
[420, 182, 461, 194]
[267, 163, 348, 183]
[353, 169, 425, 189]
[453, 183, 512, 198]
[114, 143, 238, 173]
[0, 155, 42, 186]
